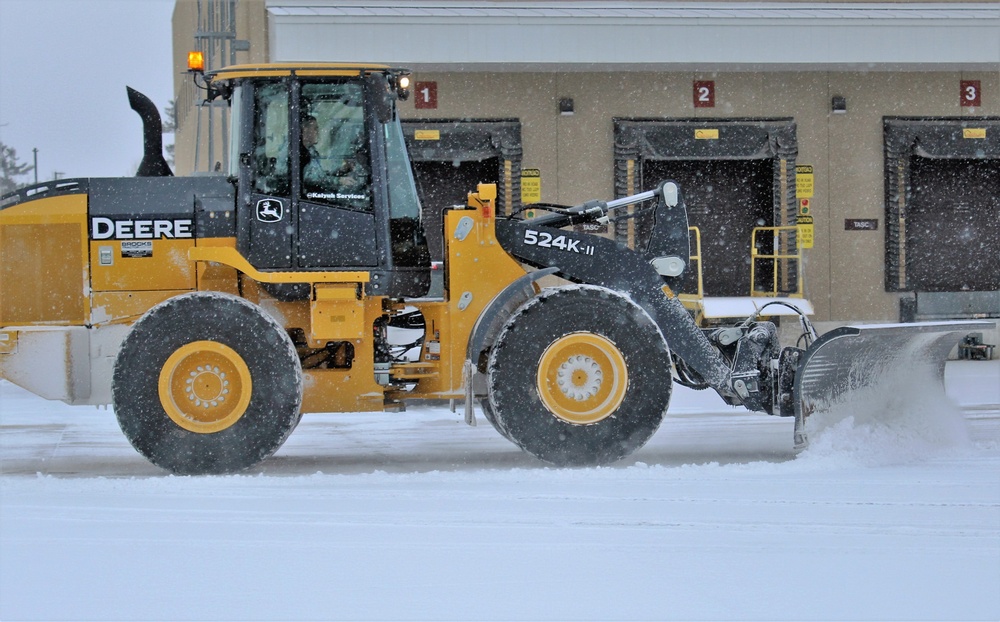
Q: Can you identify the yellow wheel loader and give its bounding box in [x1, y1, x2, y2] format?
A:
[0, 61, 991, 474]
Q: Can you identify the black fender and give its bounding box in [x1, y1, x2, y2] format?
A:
[466, 267, 559, 373]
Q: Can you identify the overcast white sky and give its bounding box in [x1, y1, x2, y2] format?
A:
[0, 0, 175, 181]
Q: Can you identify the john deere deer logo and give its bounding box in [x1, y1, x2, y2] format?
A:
[256, 198, 284, 222]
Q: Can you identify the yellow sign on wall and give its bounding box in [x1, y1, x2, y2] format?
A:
[796, 165, 814, 198]
[521, 168, 541, 204]
[797, 215, 814, 249]
[797, 196, 814, 249]
[414, 129, 440, 141]
[963, 128, 986, 139]
[694, 129, 719, 140]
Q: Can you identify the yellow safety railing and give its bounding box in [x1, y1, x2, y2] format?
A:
[687, 226, 704, 298]
[677, 227, 705, 320]
[750, 225, 803, 297]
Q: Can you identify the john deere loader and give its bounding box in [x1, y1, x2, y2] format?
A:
[0, 59, 990, 474]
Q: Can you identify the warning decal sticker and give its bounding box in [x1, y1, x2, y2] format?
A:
[121, 240, 153, 258]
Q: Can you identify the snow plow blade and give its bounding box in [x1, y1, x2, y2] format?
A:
[792, 320, 995, 449]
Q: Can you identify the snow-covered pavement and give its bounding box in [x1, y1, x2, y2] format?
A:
[2, 360, 998, 620]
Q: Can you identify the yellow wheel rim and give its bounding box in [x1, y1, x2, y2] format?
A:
[536, 333, 628, 425]
[158, 341, 252, 434]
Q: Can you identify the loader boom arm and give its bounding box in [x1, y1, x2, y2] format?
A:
[494, 183, 766, 408]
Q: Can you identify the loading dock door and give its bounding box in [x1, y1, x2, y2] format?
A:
[907, 157, 999, 292]
[884, 117, 1000, 297]
[410, 158, 499, 260]
[615, 118, 798, 298]
[642, 159, 773, 297]
[403, 119, 522, 262]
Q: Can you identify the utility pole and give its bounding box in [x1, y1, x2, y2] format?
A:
[53, 171, 64, 181]
[33, 148, 38, 184]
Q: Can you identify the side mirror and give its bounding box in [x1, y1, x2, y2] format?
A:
[365, 73, 396, 124]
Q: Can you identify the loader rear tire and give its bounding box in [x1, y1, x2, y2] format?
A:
[486, 286, 672, 467]
[113, 292, 302, 475]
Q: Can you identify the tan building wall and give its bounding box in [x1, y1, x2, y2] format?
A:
[171, 1, 999, 325]
[171, 0, 268, 175]
[392, 69, 997, 322]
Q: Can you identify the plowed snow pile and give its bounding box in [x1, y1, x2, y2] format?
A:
[800, 363, 970, 466]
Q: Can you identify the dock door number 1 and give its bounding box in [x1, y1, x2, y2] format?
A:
[415, 81, 438, 110]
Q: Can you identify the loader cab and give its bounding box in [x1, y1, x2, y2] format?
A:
[210, 64, 430, 299]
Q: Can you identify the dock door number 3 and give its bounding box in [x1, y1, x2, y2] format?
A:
[961, 81, 981, 107]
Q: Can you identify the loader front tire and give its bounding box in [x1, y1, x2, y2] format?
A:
[478, 398, 513, 442]
[113, 292, 302, 475]
[486, 286, 672, 467]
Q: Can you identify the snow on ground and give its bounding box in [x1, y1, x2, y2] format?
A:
[1, 360, 998, 621]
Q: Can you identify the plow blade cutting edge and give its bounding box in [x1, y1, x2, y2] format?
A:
[792, 320, 995, 449]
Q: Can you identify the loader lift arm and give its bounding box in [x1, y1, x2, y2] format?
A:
[494, 181, 780, 414]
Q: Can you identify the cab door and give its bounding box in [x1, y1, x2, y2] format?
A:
[240, 79, 379, 270]
[244, 81, 294, 269]
[295, 81, 378, 268]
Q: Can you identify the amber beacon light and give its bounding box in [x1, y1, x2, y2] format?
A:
[187, 51, 205, 73]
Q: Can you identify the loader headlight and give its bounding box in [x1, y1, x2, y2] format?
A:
[392, 72, 412, 101]
[662, 181, 679, 208]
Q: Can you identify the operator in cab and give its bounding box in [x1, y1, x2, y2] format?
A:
[300, 113, 368, 207]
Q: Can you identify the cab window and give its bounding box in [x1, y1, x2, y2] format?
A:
[252, 82, 290, 195]
[300, 82, 372, 211]
[384, 118, 421, 220]
[227, 84, 243, 178]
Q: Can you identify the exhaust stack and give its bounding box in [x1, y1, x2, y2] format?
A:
[127, 86, 173, 177]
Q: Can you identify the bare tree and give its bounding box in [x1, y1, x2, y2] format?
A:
[162, 99, 177, 167]
[0, 141, 34, 195]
